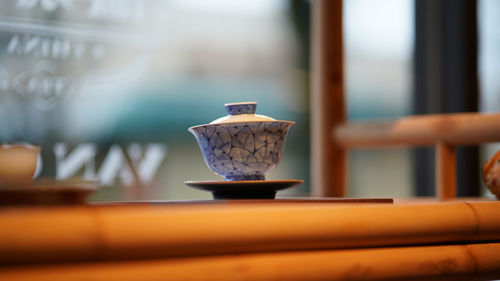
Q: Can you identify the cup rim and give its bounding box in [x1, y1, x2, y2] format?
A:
[0, 144, 41, 152]
[188, 120, 295, 132]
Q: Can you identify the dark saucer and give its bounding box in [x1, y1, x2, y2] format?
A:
[184, 180, 303, 199]
[0, 179, 98, 206]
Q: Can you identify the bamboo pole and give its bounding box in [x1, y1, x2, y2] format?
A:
[0, 207, 99, 263]
[1, 243, 499, 281]
[436, 142, 457, 200]
[311, 0, 346, 197]
[0, 202, 500, 264]
[334, 113, 500, 148]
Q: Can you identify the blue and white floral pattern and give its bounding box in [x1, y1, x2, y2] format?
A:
[190, 122, 293, 181]
[224, 103, 256, 115]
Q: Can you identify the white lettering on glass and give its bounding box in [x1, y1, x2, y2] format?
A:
[6, 35, 104, 61]
[16, 0, 74, 12]
[98, 145, 124, 186]
[12, 60, 72, 110]
[133, 143, 167, 185]
[54, 143, 97, 180]
[54, 143, 167, 186]
[98, 144, 167, 186]
[87, 0, 145, 22]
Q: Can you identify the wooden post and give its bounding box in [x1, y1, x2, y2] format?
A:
[311, 0, 346, 197]
[436, 142, 457, 200]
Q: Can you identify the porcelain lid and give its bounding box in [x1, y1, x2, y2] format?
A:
[210, 102, 276, 124]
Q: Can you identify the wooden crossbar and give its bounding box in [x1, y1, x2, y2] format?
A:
[333, 113, 500, 200]
[334, 113, 500, 148]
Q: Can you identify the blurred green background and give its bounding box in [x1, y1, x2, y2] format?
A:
[0, 0, 498, 200]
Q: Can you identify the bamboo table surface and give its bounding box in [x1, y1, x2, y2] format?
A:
[1, 199, 499, 280]
[91, 197, 394, 206]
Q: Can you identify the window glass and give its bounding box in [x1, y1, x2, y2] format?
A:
[344, 0, 414, 197]
[0, 0, 309, 200]
[479, 0, 500, 198]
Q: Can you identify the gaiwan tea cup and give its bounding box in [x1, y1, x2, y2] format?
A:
[0, 144, 40, 187]
[189, 102, 294, 181]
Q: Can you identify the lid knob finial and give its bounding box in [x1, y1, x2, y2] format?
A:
[224, 102, 257, 115]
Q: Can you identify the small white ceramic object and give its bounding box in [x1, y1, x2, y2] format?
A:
[0, 144, 41, 187]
